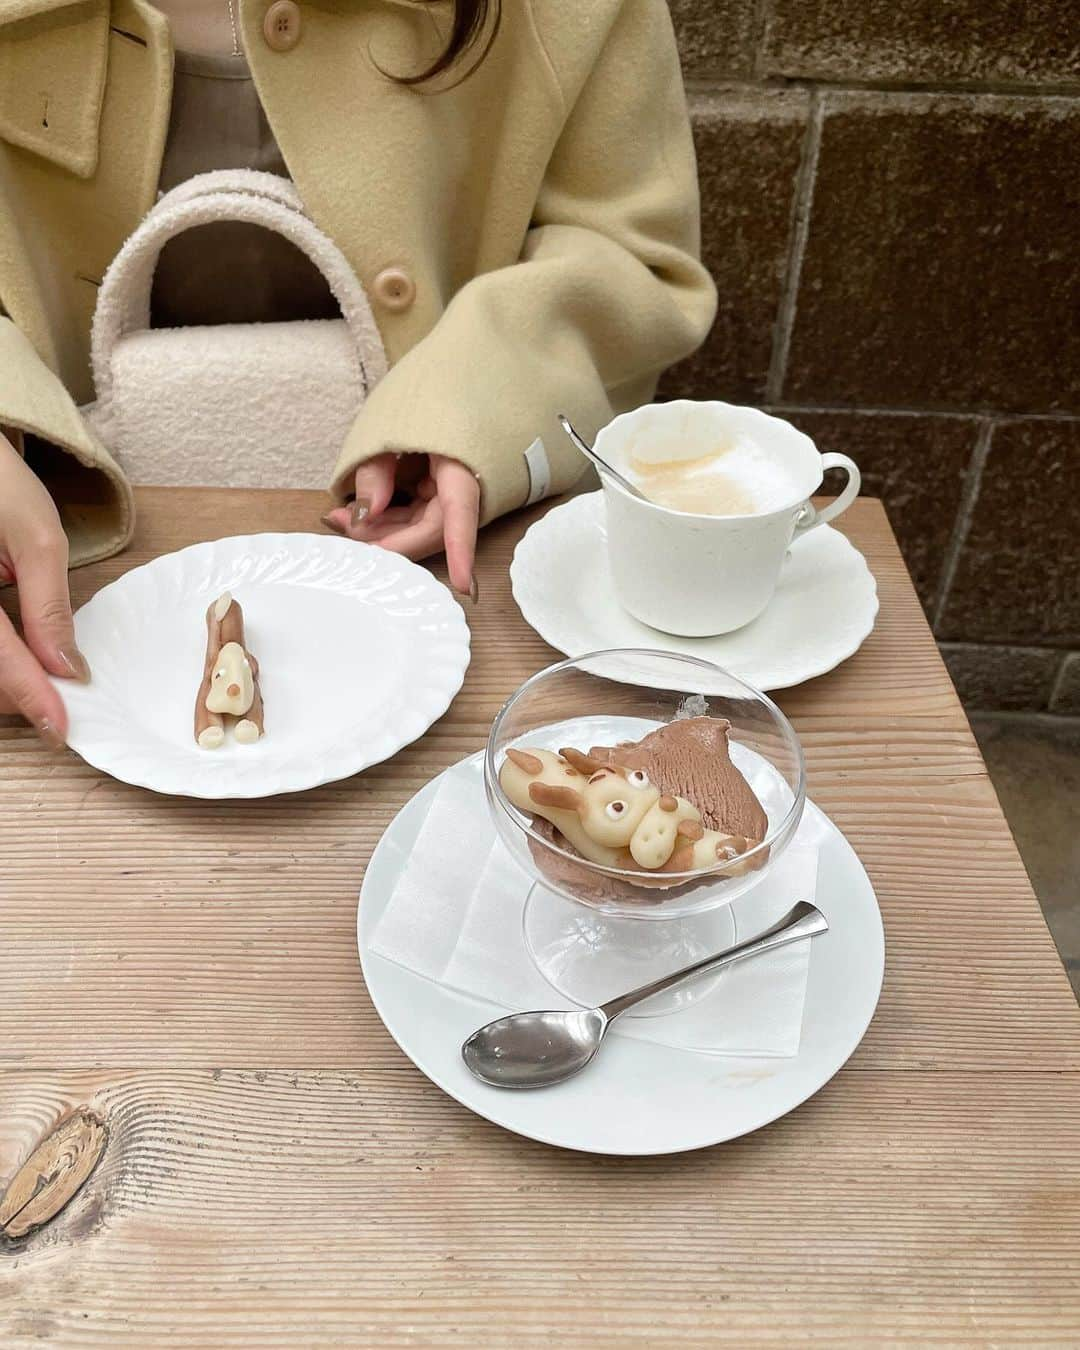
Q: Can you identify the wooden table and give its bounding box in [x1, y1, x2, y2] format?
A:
[2, 489, 1079, 1345]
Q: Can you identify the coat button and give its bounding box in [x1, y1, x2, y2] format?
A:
[373, 267, 416, 312]
[263, 0, 301, 51]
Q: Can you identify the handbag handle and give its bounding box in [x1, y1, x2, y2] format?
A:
[91, 169, 388, 415]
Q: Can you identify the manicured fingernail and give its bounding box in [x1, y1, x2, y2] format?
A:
[351, 498, 370, 527]
[57, 643, 91, 684]
[319, 513, 345, 536]
[36, 719, 66, 751]
[468, 574, 479, 605]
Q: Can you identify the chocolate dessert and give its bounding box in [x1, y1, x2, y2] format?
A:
[498, 717, 769, 905]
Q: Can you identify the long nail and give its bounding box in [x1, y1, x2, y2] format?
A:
[319, 513, 346, 536]
[351, 498, 370, 528]
[36, 719, 66, 751]
[57, 643, 91, 684]
[468, 574, 479, 605]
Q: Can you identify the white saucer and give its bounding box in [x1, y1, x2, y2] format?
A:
[55, 533, 471, 798]
[358, 753, 885, 1156]
[511, 493, 879, 691]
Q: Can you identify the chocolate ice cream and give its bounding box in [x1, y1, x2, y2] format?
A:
[589, 717, 767, 842]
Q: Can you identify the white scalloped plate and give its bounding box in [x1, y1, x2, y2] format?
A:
[53, 533, 471, 798]
[511, 493, 879, 692]
[357, 753, 885, 1156]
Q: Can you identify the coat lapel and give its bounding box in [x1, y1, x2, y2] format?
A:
[0, 0, 111, 177]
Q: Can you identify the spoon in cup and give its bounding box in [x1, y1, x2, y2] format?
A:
[558, 413, 648, 501]
[462, 900, 829, 1090]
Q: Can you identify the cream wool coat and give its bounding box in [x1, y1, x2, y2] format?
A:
[0, 0, 716, 567]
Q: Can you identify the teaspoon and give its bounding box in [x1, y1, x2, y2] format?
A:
[557, 413, 648, 501]
[462, 900, 828, 1090]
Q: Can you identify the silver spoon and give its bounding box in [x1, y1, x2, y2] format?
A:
[462, 901, 828, 1090]
[558, 413, 648, 501]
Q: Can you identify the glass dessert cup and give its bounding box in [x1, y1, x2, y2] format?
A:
[484, 650, 806, 1017]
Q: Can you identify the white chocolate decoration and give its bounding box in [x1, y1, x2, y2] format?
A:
[577, 765, 657, 846]
[233, 718, 261, 745]
[195, 592, 266, 748]
[499, 746, 756, 875]
[629, 794, 701, 869]
[499, 749, 627, 869]
[205, 641, 255, 717]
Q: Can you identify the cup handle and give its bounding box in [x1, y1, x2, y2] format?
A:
[793, 452, 861, 537]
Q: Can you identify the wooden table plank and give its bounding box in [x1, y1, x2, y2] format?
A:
[2, 488, 1079, 1345]
[1, 1069, 1079, 1345]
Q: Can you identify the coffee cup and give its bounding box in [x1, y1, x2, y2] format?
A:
[595, 400, 860, 638]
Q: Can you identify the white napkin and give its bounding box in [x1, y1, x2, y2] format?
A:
[369, 763, 825, 1057]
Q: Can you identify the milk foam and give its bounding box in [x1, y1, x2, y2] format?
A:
[625, 438, 802, 517]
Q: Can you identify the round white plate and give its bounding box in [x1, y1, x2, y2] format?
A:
[511, 492, 879, 691]
[358, 753, 885, 1156]
[55, 532, 470, 798]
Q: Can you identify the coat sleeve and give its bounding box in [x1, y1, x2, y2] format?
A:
[0, 316, 134, 568]
[332, 0, 716, 524]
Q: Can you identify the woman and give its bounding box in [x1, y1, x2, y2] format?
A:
[0, 0, 715, 746]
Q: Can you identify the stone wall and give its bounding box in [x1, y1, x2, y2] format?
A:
[660, 1, 1080, 714]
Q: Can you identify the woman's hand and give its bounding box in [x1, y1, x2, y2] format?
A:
[321, 453, 480, 600]
[0, 432, 89, 746]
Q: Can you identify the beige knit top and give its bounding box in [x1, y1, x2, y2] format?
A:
[149, 0, 338, 328]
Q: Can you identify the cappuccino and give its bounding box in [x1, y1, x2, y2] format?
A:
[626, 441, 800, 517]
[595, 401, 862, 635]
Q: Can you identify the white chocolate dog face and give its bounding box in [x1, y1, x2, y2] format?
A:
[205, 641, 255, 716]
[577, 766, 658, 846]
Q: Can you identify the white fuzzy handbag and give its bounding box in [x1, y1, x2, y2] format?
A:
[85, 169, 388, 490]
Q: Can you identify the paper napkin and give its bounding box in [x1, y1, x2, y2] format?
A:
[369, 765, 825, 1057]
